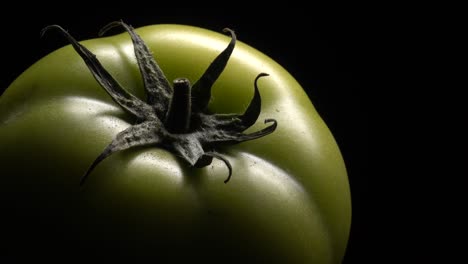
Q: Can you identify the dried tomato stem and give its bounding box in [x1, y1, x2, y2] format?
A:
[43, 21, 278, 184]
[165, 78, 192, 133]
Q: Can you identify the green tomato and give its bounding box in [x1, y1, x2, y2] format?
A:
[0, 23, 351, 263]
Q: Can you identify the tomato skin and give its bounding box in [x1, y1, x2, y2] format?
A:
[0, 25, 351, 263]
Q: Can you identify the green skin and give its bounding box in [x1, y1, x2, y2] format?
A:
[0, 24, 351, 263]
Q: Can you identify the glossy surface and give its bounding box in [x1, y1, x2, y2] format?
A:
[0, 25, 351, 263]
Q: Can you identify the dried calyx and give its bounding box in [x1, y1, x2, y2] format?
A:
[42, 21, 277, 184]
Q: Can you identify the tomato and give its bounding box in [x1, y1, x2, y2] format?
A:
[0, 23, 351, 263]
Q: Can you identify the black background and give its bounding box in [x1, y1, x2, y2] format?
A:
[1, 6, 374, 263]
